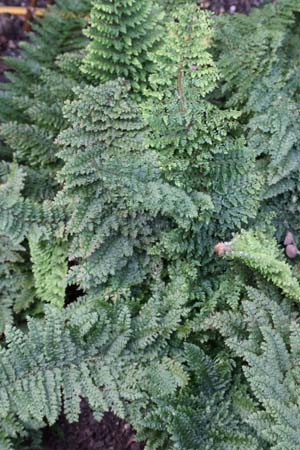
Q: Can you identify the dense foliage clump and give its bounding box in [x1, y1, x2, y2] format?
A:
[1, 1, 300, 449]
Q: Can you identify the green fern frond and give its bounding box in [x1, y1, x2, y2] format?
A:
[81, 0, 164, 91]
[217, 230, 300, 301]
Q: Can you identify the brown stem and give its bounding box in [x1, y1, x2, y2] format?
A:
[177, 63, 186, 113]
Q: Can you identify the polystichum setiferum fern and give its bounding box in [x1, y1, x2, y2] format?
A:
[1, 2, 300, 449]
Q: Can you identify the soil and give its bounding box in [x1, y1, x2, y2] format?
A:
[0, 2, 23, 80]
[0, 0, 271, 449]
[201, 0, 268, 14]
[41, 400, 145, 450]
[0, 0, 48, 81]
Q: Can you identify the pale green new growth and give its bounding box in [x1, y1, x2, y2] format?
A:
[225, 230, 300, 301]
[148, 4, 219, 100]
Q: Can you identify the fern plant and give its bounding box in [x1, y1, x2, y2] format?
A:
[0, 164, 38, 332]
[215, 0, 300, 109]
[144, 4, 262, 261]
[0, 161, 66, 326]
[0, 271, 192, 449]
[55, 5, 262, 294]
[56, 79, 198, 292]
[1, 1, 91, 95]
[2, 1, 300, 448]
[214, 0, 300, 239]
[0, 0, 91, 128]
[133, 343, 261, 450]
[206, 284, 300, 450]
[0, 0, 93, 321]
[0, 0, 92, 205]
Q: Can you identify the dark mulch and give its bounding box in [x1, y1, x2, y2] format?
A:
[0, 0, 48, 81]
[41, 400, 145, 450]
[201, 0, 268, 14]
[0, 2, 24, 80]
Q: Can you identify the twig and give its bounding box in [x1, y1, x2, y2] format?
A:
[0, 6, 46, 18]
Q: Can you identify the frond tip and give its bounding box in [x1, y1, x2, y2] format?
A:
[215, 229, 300, 301]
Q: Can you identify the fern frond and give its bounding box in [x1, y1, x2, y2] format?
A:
[81, 0, 164, 91]
[216, 229, 300, 300]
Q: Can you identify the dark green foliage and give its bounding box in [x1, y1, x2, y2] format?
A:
[0, 161, 66, 327]
[133, 344, 260, 450]
[0, 0, 91, 336]
[0, 164, 36, 332]
[81, 0, 164, 90]
[56, 79, 197, 291]
[0, 0, 91, 201]
[207, 285, 300, 450]
[0, 273, 191, 448]
[0, 234, 35, 334]
[1, 0, 91, 109]
[0, 163, 28, 243]
[215, 0, 300, 109]
[2, 0, 300, 448]
[214, 0, 300, 237]
[0, 162, 65, 243]
[247, 76, 300, 198]
[0, 60, 84, 200]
